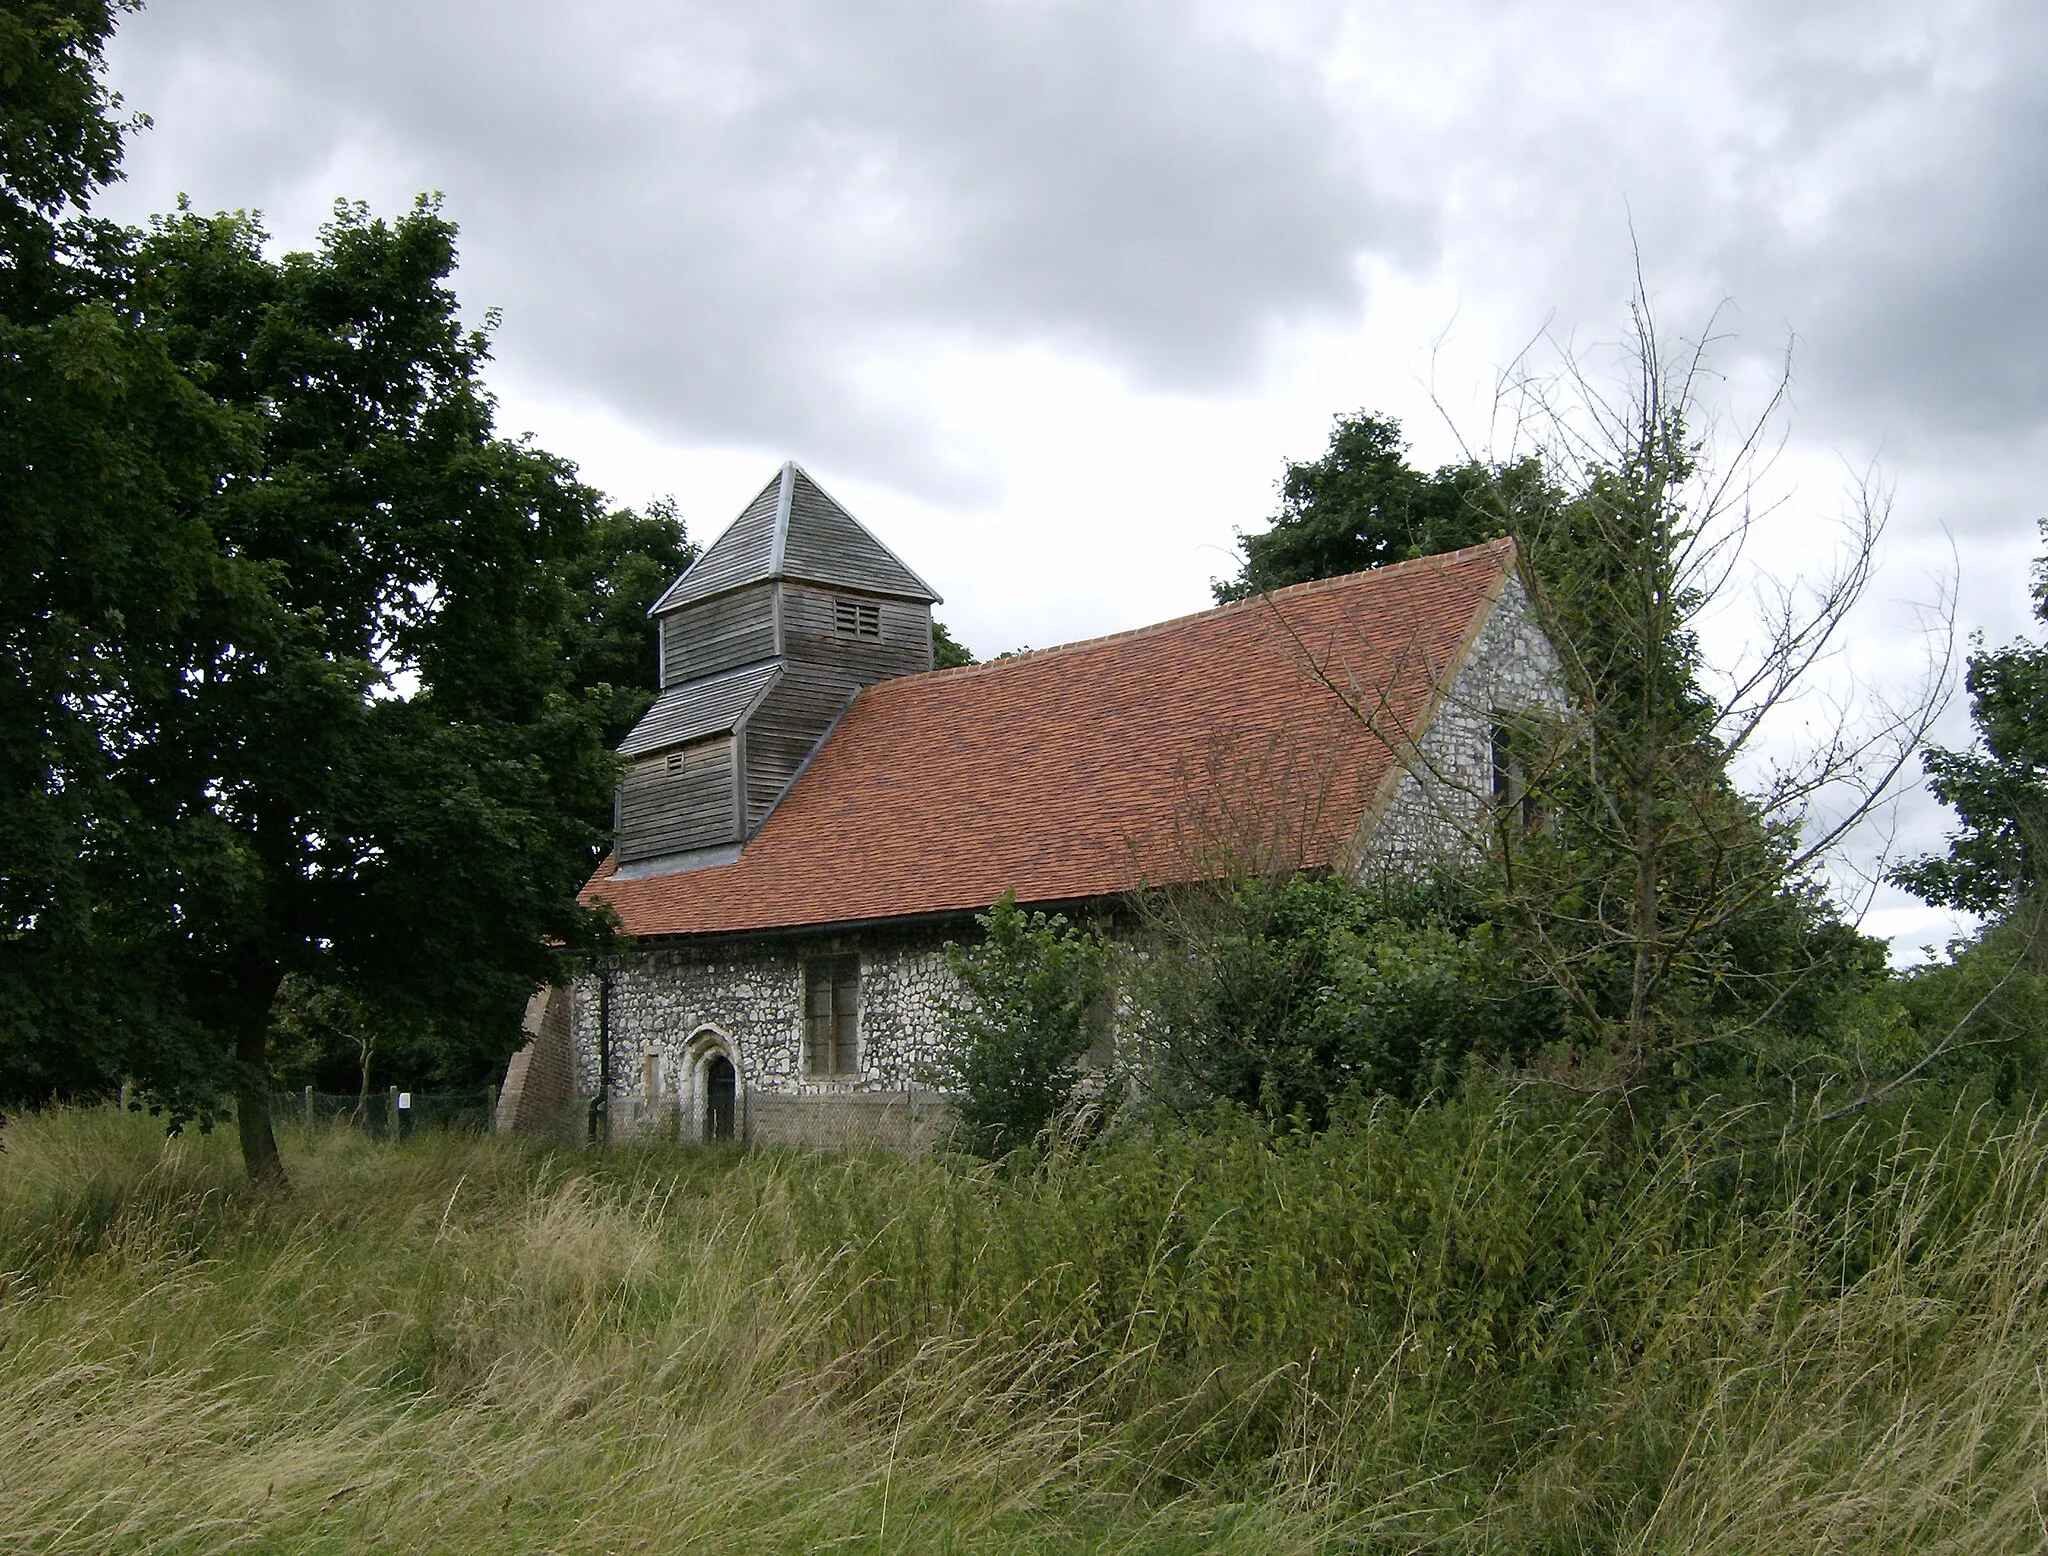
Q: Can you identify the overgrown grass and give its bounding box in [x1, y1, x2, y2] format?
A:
[3, 1092, 2047, 1551]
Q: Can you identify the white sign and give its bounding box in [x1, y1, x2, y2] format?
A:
[397, 1092, 412, 1109]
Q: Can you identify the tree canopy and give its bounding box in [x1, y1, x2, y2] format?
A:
[116, 202, 628, 1175]
[1207, 361, 1896, 1105]
[0, 0, 136, 320]
[2, 0, 252, 1115]
[0, 4, 635, 1177]
[561, 496, 695, 755]
[931, 619, 976, 669]
[1896, 521, 2048, 918]
[1214, 412, 1522, 602]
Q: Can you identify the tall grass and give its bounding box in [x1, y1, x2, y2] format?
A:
[3, 1092, 2046, 1551]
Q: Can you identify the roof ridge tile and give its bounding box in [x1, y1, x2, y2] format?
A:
[910, 537, 1514, 685]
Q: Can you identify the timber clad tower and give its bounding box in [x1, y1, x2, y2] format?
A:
[613, 462, 940, 876]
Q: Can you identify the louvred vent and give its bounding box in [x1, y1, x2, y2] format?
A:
[833, 598, 881, 639]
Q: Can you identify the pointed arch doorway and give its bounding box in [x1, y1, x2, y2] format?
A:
[685, 1029, 742, 1145]
[705, 1052, 736, 1142]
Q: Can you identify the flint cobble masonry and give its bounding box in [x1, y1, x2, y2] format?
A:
[1370, 575, 1567, 868]
[571, 926, 964, 1145]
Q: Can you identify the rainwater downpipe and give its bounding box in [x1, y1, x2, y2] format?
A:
[593, 964, 613, 1148]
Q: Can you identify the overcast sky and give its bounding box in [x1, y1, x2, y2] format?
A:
[97, 0, 2048, 956]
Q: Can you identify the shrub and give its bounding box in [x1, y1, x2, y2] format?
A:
[935, 890, 1112, 1157]
[1132, 873, 1558, 1124]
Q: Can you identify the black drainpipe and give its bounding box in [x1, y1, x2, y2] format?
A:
[591, 963, 613, 1148]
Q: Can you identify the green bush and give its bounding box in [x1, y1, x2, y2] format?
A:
[1133, 874, 1559, 1123]
[1891, 919, 2048, 1103]
[934, 890, 1113, 1157]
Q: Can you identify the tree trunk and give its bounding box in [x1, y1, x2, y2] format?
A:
[232, 967, 288, 1187]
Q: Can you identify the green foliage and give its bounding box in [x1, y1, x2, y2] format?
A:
[931, 617, 976, 669]
[0, 4, 255, 1109]
[1, 29, 628, 1170]
[938, 890, 1111, 1156]
[1212, 359, 1900, 1102]
[1491, 744, 1891, 1091]
[1897, 520, 2048, 917]
[559, 495, 696, 754]
[1214, 410, 1543, 602]
[0, 0, 137, 320]
[1136, 875, 1560, 1124]
[0, 297, 249, 1106]
[1887, 920, 2048, 1104]
[266, 974, 451, 1096]
[1496, 415, 1761, 1069]
[97, 200, 621, 1165]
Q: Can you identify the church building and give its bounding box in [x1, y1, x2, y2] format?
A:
[500, 462, 1560, 1147]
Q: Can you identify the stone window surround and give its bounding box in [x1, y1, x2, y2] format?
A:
[804, 954, 863, 1080]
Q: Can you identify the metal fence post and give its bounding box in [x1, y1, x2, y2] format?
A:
[387, 1086, 399, 1141]
[303, 1085, 314, 1127]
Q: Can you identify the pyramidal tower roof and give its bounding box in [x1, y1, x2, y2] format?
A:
[650, 462, 941, 615]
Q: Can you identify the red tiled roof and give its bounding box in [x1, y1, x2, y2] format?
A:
[584, 540, 1516, 939]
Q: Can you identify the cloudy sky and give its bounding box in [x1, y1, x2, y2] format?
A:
[98, 0, 2048, 955]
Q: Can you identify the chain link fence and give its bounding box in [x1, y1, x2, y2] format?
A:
[261, 1084, 958, 1151]
[266, 1087, 497, 1138]
[603, 1086, 956, 1151]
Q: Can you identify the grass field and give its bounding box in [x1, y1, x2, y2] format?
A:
[4, 1094, 2047, 1552]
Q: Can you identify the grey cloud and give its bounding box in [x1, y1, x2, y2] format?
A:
[104, 0, 1404, 492]
[1697, 2, 2048, 449]
[1779, 89, 2048, 443]
[99, 0, 2048, 507]
[1309, 0, 2048, 479]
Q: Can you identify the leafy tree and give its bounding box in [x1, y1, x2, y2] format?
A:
[0, 0, 136, 321]
[937, 891, 1110, 1157]
[561, 496, 695, 753]
[1468, 304, 1910, 1096]
[1214, 312, 1906, 1106]
[266, 974, 426, 1104]
[1582, 331, 1900, 1091]
[259, 493, 688, 1094]
[931, 619, 976, 669]
[1, 0, 252, 1110]
[97, 200, 622, 1179]
[1895, 521, 2048, 918]
[1214, 412, 1530, 602]
[1134, 875, 1554, 1126]
[1877, 525, 2048, 1110]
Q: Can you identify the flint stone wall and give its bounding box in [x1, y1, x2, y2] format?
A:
[1367, 575, 1566, 871]
[570, 924, 964, 1147]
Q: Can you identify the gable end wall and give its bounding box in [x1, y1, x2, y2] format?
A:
[1361, 574, 1567, 874]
